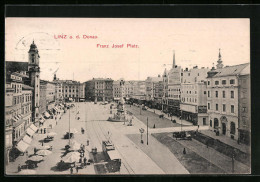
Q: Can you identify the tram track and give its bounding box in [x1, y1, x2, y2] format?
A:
[91, 104, 135, 174]
[96, 121, 135, 174]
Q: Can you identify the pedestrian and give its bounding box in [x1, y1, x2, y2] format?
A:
[83, 157, 87, 166]
[18, 164, 21, 172]
[183, 148, 186, 154]
[44, 128, 46, 134]
[153, 124, 156, 128]
[34, 147, 37, 155]
[60, 117, 61, 120]
[198, 124, 200, 129]
[70, 167, 73, 174]
[40, 128, 43, 134]
[76, 166, 79, 173]
[79, 157, 82, 163]
[42, 141, 44, 146]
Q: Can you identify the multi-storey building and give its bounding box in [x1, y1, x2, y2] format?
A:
[40, 80, 56, 110]
[180, 82, 208, 125]
[207, 58, 250, 140]
[79, 82, 86, 102]
[85, 78, 113, 102]
[39, 81, 47, 115]
[145, 75, 163, 108]
[61, 80, 82, 102]
[238, 65, 250, 145]
[113, 80, 123, 101]
[180, 66, 210, 125]
[162, 68, 169, 112]
[167, 65, 182, 116]
[5, 71, 34, 163]
[131, 81, 146, 104]
[154, 80, 164, 110]
[53, 78, 63, 104]
[124, 81, 134, 99]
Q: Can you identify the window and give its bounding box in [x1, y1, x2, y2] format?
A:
[230, 122, 236, 135]
[208, 81, 210, 85]
[204, 91, 206, 94]
[208, 91, 210, 97]
[231, 91, 234, 98]
[208, 103, 210, 110]
[216, 104, 218, 111]
[203, 118, 206, 125]
[231, 105, 235, 113]
[222, 80, 226, 85]
[215, 81, 219, 85]
[230, 79, 235, 84]
[210, 120, 212, 127]
[242, 107, 247, 112]
[215, 91, 218, 98]
[223, 104, 226, 112]
[223, 91, 226, 98]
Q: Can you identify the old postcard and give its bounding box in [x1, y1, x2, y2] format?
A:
[5, 18, 251, 175]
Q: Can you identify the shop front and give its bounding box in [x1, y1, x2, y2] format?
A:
[181, 111, 198, 125]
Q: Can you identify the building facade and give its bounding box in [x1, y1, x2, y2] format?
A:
[180, 82, 208, 125]
[85, 78, 113, 102]
[167, 66, 182, 116]
[5, 71, 33, 163]
[61, 80, 81, 102]
[180, 66, 210, 125]
[207, 62, 250, 141]
[238, 66, 250, 145]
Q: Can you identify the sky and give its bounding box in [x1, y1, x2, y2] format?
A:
[5, 18, 250, 82]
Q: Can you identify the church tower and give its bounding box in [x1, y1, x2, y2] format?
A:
[216, 48, 224, 69]
[28, 41, 40, 124]
[172, 50, 176, 68]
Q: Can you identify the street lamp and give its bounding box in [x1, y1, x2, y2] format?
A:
[147, 117, 149, 145]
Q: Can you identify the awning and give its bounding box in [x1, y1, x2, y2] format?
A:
[30, 124, 38, 132]
[26, 127, 35, 137]
[23, 135, 32, 144]
[107, 150, 121, 160]
[16, 140, 29, 152]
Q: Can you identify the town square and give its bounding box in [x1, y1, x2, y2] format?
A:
[5, 18, 251, 175]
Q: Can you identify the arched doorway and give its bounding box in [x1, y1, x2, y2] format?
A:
[220, 116, 228, 135]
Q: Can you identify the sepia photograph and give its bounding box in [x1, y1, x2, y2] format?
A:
[5, 17, 251, 175]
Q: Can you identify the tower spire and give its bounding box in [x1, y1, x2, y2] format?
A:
[216, 48, 224, 69]
[172, 50, 175, 68]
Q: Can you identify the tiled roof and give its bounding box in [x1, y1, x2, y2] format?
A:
[5, 61, 28, 73]
[212, 63, 250, 77]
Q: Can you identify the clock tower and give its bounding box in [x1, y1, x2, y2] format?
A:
[28, 41, 40, 124]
